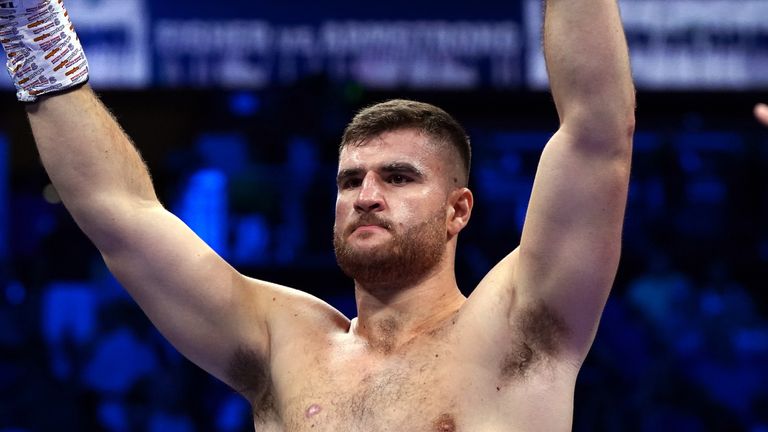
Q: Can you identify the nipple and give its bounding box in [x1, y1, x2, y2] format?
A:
[305, 404, 322, 418]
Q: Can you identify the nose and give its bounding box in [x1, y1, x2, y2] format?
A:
[354, 173, 385, 213]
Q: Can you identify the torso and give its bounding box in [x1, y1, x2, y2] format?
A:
[239, 295, 580, 432]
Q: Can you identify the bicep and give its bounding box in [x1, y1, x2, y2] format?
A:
[516, 128, 631, 357]
[99, 202, 272, 386]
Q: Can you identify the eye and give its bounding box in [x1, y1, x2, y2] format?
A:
[388, 174, 411, 185]
[340, 178, 362, 190]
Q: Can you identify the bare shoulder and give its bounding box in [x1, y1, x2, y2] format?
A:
[225, 277, 350, 404]
[244, 278, 351, 334]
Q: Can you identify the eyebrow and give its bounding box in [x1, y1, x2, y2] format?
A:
[336, 162, 425, 185]
[381, 162, 424, 177]
[336, 168, 363, 186]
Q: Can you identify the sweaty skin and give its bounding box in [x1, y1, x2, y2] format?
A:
[22, 0, 634, 431]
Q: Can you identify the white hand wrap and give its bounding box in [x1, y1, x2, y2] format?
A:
[0, 0, 89, 102]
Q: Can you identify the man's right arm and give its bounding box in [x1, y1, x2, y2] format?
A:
[27, 86, 277, 389]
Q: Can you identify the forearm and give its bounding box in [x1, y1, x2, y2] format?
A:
[544, 0, 635, 140]
[27, 86, 159, 247]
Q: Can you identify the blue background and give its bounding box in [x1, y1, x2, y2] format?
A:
[1, 1, 768, 431]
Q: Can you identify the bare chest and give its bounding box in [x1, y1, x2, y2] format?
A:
[272, 342, 472, 432]
[250, 302, 577, 431]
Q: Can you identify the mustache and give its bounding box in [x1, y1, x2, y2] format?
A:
[345, 214, 393, 236]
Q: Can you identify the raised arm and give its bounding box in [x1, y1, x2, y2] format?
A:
[515, 0, 635, 359]
[1, 0, 282, 391]
[26, 88, 276, 385]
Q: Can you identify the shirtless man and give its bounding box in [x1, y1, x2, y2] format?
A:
[3, 0, 634, 430]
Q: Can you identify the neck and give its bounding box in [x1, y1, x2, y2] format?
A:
[350, 260, 466, 354]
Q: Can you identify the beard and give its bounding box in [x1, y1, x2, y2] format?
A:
[333, 210, 447, 289]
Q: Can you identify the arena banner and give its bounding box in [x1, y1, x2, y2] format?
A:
[1, 0, 767, 90]
[527, 0, 768, 90]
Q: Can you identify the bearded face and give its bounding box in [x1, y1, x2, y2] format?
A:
[333, 129, 464, 289]
[333, 208, 447, 288]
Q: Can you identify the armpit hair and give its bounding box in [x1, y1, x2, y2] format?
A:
[226, 346, 275, 419]
[500, 301, 569, 380]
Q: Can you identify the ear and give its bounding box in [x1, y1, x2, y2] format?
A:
[446, 187, 473, 238]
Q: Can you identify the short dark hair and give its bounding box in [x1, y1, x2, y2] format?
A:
[340, 99, 471, 186]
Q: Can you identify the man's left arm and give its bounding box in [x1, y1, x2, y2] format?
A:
[515, 0, 635, 360]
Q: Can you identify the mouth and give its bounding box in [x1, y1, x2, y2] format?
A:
[347, 218, 392, 237]
[353, 224, 388, 234]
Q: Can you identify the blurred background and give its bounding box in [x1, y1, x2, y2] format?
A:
[1, 0, 767, 430]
